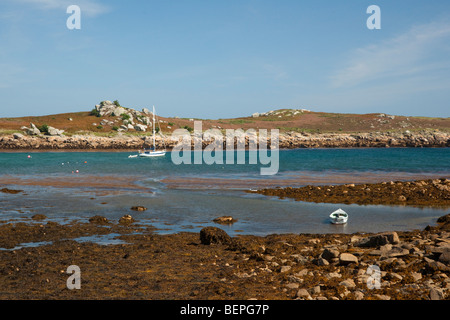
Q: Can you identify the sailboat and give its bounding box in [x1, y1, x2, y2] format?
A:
[138, 106, 166, 158]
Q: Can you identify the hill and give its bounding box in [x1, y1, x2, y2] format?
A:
[0, 101, 449, 137]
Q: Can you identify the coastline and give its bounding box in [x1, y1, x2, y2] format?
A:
[0, 130, 449, 151]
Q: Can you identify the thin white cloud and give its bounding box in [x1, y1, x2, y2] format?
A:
[13, 0, 109, 17]
[331, 20, 450, 88]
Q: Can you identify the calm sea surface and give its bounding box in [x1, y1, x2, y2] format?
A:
[0, 148, 449, 236]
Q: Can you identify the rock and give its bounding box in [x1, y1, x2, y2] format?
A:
[429, 288, 445, 300]
[26, 123, 41, 136]
[314, 257, 329, 266]
[388, 272, 403, 281]
[213, 216, 237, 225]
[339, 253, 358, 265]
[424, 257, 450, 272]
[252, 113, 260, 118]
[354, 232, 400, 248]
[88, 216, 109, 224]
[296, 289, 311, 299]
[354, 291, 364, 300]
[339, 279, 356, 289]
[31, 214, 47, 220]
[13, 133, 24, 139]
[437, 214, 450, 225]
[398, 195, 406, 201]
[119, 214, 135, 225]
[134, 124, 147, 132]
[321, 248, 340, 262]
[374, 294, 391, 300]
[131, 206, 147, 211]
[308, 286, 321, 295]
[326, 272, 342, 280]
[199, 227, 231, 245]
[285, 283, 299, 290]
[0, 188, 23, 194]
[438, 249, 450, 265]
[291, 254, 308, 264]
[279, 266, 291, 273]
[47, 126, 64, 136]
[113, 107, 126, 117]
[411, 272, 422, 282]
[384, 247, 410, 258]
[294, 269, 309, 277]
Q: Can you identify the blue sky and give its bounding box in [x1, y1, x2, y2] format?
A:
[1, 0, 449, 118]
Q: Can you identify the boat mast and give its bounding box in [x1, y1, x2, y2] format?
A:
[152, 105, 156, 150]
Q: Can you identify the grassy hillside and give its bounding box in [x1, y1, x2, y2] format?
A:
[0, 108, 449, 136]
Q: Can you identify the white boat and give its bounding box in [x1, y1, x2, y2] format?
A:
[138, 106, 166, 158]
[330, 208, 348, 225]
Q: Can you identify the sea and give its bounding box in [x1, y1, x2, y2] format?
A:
[0, 148, 449, 237]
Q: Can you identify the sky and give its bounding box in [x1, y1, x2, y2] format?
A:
[0, 0, 449, 119]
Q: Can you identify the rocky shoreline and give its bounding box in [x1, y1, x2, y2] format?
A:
[252, 178, 450, 207]
[0, 130, 449, 150]
[0, 213, 448, 300]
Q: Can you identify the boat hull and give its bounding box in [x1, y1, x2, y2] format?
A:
[330, 217, 348, 225]
[138, 151, 166, 157]
[329, 209, 348, 224]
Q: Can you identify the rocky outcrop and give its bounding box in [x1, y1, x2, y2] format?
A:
[254, 178, 450, 207]
[1, 130, 449, 150]
[131, 206, 147, 211]
[94, 101, 151, 132]
[276, 131, 450, 148]
[213, 216, 238, 225]
[119, 214, 135, 225]
[200, 227, 232, 245]
[20, 123, 64, 137]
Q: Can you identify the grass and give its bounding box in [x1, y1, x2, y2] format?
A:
[0, 129, 23, 135]
[227, 119, 255, 125]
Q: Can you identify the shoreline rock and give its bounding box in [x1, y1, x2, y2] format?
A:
[253, 178, 450, 207]
[0, 130, 449, 150]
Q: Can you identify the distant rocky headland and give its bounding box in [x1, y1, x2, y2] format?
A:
[0, 100, 449, 150]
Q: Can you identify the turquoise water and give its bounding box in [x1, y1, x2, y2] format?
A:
[1, 148, 449, 176]
[0, 148, 449, 236]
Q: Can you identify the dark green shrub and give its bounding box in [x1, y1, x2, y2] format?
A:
[90, 108, 101, 117]
[38, 124, 49, 134]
